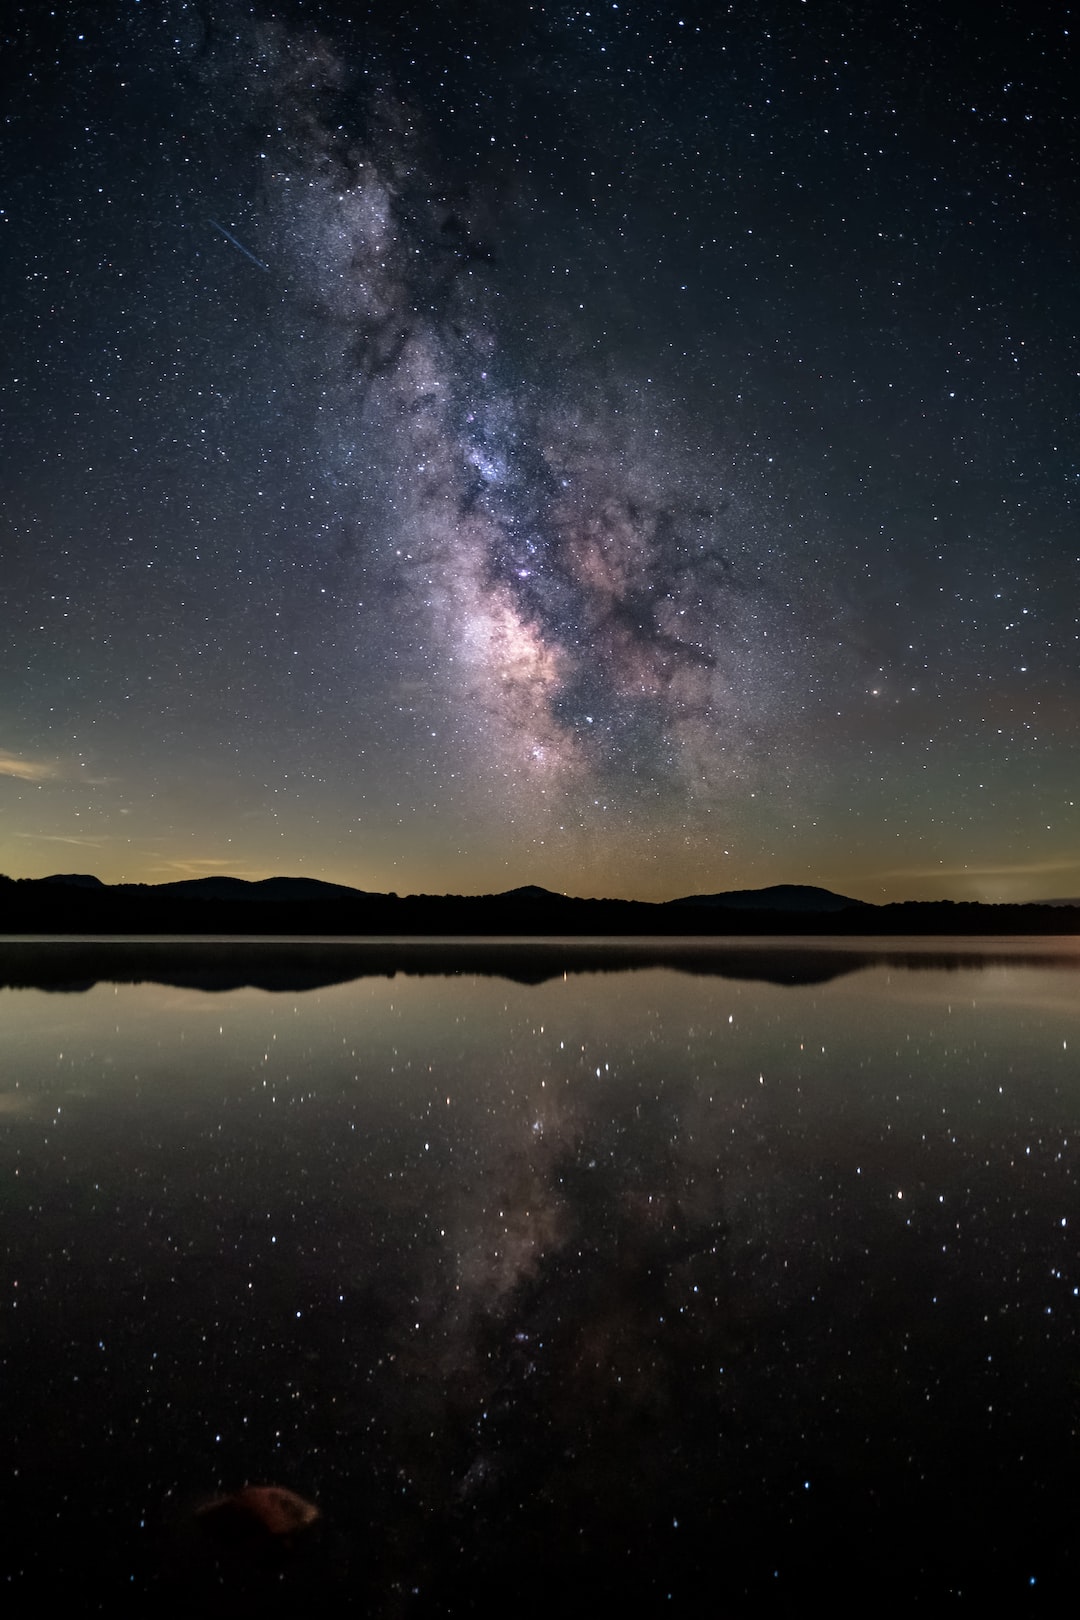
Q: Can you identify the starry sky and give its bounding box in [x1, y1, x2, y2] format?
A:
[2, 0, 1077, 903]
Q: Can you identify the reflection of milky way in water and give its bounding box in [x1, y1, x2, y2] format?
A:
[255, 23, 800, 814]
[3, 960, 1079, 1610]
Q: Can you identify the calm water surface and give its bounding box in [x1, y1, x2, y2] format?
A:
[1, 938, 1078, 1613]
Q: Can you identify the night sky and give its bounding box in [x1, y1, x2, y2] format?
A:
[2, 1, 1077, 903]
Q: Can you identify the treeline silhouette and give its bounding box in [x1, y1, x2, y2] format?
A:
[1, 873, 1078, 937]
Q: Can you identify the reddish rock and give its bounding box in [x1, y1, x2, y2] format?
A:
[196, 1485, 320, 1546]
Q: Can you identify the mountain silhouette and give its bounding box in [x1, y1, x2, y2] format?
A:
[147, 875, 374, 903]
[1, 872, 1076, 940]
[668, 883, 866, 912]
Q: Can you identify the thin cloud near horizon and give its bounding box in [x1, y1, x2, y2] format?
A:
[0, 752, 58, 783]
[877, 859, 1080, 881]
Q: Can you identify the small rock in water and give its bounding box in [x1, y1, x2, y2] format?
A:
[196, 1484, 320, 1547]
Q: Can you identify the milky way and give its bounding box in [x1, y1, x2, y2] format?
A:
[236, 15, 806, 829]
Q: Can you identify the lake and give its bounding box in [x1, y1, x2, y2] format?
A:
[1, 937, 1077, 1613]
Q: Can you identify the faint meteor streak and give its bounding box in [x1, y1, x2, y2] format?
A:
[208, 217, 269, 271]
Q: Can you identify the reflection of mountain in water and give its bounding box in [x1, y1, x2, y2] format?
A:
[1, 938, 1078, 994]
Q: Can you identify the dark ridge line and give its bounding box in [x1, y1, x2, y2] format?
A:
[2, 872, 1079, 941]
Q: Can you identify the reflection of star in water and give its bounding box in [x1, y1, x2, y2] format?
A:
[429, 1062, 584, 1314]
[380, 1042, 739, 1554]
